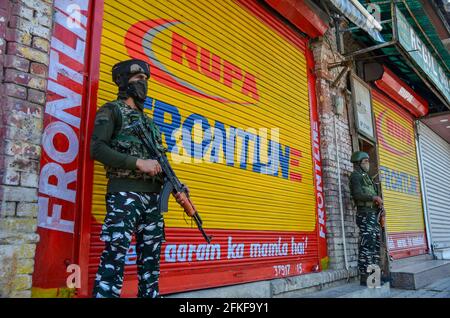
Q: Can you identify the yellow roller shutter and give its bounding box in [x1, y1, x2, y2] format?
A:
[373, 90, 427, 259]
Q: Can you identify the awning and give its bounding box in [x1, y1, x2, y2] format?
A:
[265, 0, 329, 38]
[348, 1, 450, 113]
[328, 0, 385, 43]
[374, 66, 429, 117]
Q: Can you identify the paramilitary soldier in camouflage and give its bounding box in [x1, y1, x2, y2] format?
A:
[349, 151, 385, 286]
[90, 59, 185, 298]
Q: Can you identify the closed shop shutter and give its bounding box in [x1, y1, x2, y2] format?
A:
[373, 90, 427, 259]
[83, 0, 325, 296]
[417, 122, 450, 251]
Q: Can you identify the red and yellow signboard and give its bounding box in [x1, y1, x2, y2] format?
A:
[81, 0, 328, 296]
[374, 66, 428, 118]
[373, 90, 427, 259]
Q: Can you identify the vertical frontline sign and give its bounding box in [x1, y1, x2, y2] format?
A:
[396, 5, 450, 105]
[33, 0, 90, 296]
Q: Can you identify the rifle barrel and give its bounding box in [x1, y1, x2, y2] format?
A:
[193, 213, 212, 244]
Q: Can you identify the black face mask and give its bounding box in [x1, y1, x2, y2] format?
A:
[126, 79, 148, 110]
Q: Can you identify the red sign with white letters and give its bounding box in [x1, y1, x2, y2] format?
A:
[32, 0, 92, 296]
[374, 66, 428, 117]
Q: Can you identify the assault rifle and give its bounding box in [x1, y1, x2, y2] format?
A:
[372, 172, 392, 284]
[377, 203, 392, 284]
[130, 120, 212, 244]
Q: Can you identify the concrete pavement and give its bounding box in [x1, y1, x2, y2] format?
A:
[299, 276, 450, 298]
[389, 277, 450, 298]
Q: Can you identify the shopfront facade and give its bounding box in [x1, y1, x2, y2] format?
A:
[354, 63, 429, 261]
[7, 0, 447, 298]
[30, 0, 330, 297]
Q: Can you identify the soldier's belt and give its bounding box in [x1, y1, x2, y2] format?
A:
[356, 201, 376, 209]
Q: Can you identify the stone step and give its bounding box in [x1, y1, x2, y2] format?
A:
[302, 282, 390, 298]
[391, 254, 433, 269]
[390, 259, 450, 290]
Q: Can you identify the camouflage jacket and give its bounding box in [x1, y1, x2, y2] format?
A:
[349, 168, 378, 207]
[90, 99, 164, 193]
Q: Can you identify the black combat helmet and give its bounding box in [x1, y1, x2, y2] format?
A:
[112, 59, 150, 92]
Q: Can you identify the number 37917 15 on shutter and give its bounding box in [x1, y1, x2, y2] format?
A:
[273, 263, 303, 277]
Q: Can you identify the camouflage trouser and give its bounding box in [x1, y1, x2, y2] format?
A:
[356, 208, 381, 274]
[92, 192, 165, 298]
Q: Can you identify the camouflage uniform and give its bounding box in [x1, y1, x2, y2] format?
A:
[350, 167, 381, 275]
[91, 99, 166, 298]
[93, 192, 165, 298]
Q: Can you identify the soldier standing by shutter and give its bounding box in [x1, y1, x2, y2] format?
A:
[349, 151, 385, 286]
[89, 59, 186, 298]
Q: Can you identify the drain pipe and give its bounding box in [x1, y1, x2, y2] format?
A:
[334, 116, 349, 274]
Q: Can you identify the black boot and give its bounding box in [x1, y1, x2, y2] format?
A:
[360, 274, 368, 286]
[380, 274, 391, 286]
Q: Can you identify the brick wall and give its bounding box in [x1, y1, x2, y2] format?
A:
[0, 0, 53, 298]
[310, 29, 359, 272]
